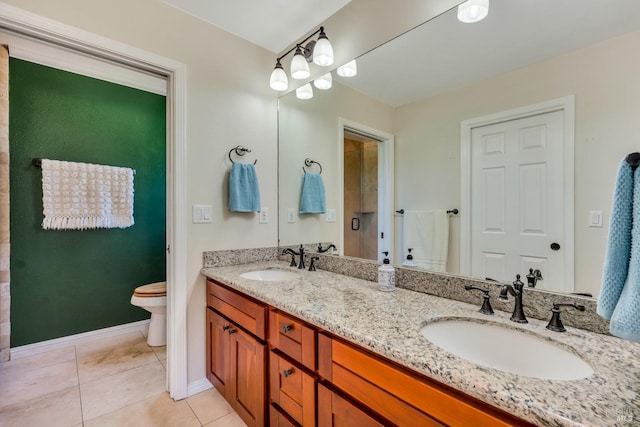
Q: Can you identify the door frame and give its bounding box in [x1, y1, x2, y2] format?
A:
[339, 118, 394, 263]
[460, 95, 575, 291]
[0, 3, 189, 399]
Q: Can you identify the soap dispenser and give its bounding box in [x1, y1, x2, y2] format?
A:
[378, 251, 396, 292]
[402, 248, 418, 267]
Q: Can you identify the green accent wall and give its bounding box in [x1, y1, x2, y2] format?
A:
[9, 59, 166, 346]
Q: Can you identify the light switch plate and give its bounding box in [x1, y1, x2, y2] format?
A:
[259, 207, 269, 223]
[326, 209, 336, 222]
[287, 208, 296, 223]
[589, 210, 603, 227]
[193, 204, 212, 223]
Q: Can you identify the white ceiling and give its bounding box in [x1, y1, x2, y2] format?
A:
[335, 0, 640, 107]
[160, 0, 352, 53]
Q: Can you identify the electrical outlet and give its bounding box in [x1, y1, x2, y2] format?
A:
[287, 208, 296, 223]
[326, 209, 336, 222]
[259, 207, 269, 223]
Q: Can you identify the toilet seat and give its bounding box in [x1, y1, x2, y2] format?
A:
[133, 281, 166, 297]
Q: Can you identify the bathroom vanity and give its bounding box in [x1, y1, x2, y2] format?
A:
[202, 260, 639, 426]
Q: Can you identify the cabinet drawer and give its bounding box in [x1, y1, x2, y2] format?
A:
[270, 404, 299, 427]
[319, 334, 526, 427]
[207, 279, 267, 340]
[269, 309, 316, 370]
[318, 383, 386, 427]
[270, 351, 316, 427]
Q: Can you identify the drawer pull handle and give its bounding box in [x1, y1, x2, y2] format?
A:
[222, 325, 230, 331]
[281, 325, 293, 333]
[283, 368, 293, 377]
[228, 328, 237, 335]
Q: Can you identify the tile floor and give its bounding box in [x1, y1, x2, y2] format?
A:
[0, 331, 247, 427]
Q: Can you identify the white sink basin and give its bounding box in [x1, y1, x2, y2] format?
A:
[239, 269, 299, 281]
[421, 319, 593, 380]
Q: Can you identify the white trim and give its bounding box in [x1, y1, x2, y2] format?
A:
[339, 118, 395, 263]
[187, 378, 214, 397]
[460, 95, 575, 291]
[10, 320, 150, 360]
[0, 2, 189, 400]
[5, 33, 166, 95]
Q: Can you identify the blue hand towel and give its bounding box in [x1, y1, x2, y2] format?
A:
[228, 163, 260, 213]
[598, 160, 634, 320]
[299, 172, 326, 214]
[609, 165, 640, 343]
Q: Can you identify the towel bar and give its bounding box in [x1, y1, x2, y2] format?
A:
[395, 208, 458, 215]
[302, 158, 322, 174]
[32, 158, 136, 175]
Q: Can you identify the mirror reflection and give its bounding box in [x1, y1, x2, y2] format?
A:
[278, 0, 640, 298]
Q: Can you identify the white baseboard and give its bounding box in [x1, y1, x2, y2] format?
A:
[187, 377, 213, 397]
[9, 319, 150, 360]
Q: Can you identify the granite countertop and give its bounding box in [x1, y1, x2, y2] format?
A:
[201, 261, 639, 427]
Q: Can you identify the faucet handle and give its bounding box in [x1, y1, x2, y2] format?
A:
[546, 302, 585, 332]
[309, 256, 319, 271]
[513, 274, 524, 289]
[464, 285, 494, 315]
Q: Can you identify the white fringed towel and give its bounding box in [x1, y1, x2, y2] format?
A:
[403, 210, 449, 272]
[41, 159, 134, 230]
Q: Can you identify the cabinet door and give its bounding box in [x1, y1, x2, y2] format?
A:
[206, 308, 230, 395]
[229, 326, 266, 427]
[318, 384, 385, 427]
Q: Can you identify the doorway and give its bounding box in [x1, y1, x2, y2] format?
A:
[460, 97, 575, 293]
[339, 119, 394, 263]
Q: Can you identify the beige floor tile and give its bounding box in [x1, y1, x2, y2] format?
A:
[203, 411, 248, 427]
[152, 345, 166, 361]
[186, 387, 233, 425]
[78, 339, 158, 383]
[0, 386, 82, 427]
[80, 360, 166, 421]
[0, 359, 78, 409]
[83, 391, 200, 427]
[0, 346, 76, 377]
[75, 331, 146, 357]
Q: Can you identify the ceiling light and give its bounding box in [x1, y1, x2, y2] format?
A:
[313, 27, 334, 66]
[457, 0, 489, 23]
[269, 26, 336, 94]
[269, 59, 288, 91]
[290, 45, 310, 80]
[296, 83, 313, 100]
[314, 73, 333, 90]
[337, 60, 357, 77]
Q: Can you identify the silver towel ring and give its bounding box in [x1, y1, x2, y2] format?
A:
[228, 145, 257, 164]
[302, 158, 322, 174]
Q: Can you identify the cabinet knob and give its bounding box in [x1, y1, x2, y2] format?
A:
[281, 325, 292, 333]
[283, 368, 293, 377]
[222, 325, 230, 331]
[227, 328, 237, 335]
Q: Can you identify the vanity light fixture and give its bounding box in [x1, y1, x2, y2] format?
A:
[269, 26, 334, 92]
[457, 0, 489, 23]
[314, 72, 333, 90]
[337, 59, 358, 77]
[296, 83, 314, 100]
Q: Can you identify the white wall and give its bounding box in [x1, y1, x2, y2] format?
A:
[395, 29, 640, 297]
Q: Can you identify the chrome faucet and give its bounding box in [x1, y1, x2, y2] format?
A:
[499, 274, 528, 323]
[282, 244, 305, 269]
[317, 243, 337, 253]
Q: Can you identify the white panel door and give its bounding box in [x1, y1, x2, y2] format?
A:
[470, 110, 564, 289]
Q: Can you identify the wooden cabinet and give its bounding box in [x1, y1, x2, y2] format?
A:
[206, 279, 267, 427]
[317, 384, 385, 427]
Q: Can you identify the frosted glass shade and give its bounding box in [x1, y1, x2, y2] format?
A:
[457, 0, 489, 23]
[313, 36, 334, 66]
[314, 73, 332, 90]
[337, 60, 357, 77]
[269, 63, 288, 91]
[291, 47, 310, 80]
[296, 83, 313, 100]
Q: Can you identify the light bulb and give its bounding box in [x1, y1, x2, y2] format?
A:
[314, 73, 333, 90]
[290, 46, 310, 80]
[457, 0, 489, 23]
[269, 60, 288, 91]
[337, 60, 357, 77]
[313, 28, 334, 66]
[296, 83, 313, 100]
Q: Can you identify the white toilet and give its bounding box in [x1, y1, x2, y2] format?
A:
[130, 281, 167, 346]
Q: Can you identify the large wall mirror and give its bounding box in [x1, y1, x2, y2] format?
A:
[278, 0, 640, 298]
